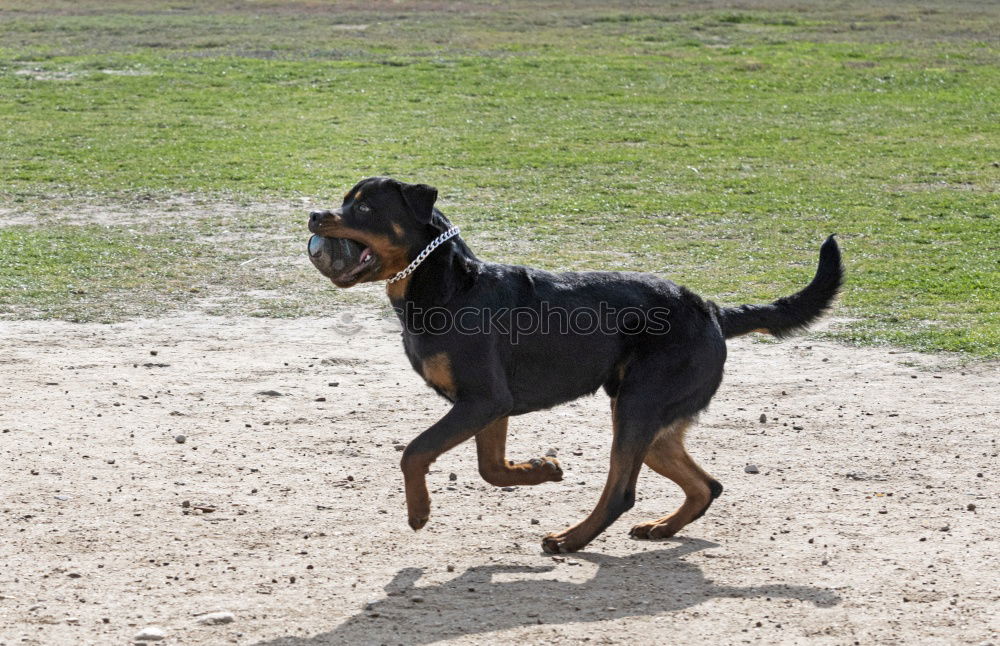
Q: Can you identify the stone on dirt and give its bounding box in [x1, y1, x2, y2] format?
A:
[134, 626, 167, 641]
[196, 611, 235, 625]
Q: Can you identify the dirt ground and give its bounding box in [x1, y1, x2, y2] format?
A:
[0, 308, 997, 645]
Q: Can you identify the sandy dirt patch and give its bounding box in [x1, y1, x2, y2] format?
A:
[0, 310, 996, 645]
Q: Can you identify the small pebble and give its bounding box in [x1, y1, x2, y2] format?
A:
[410, 596, 424, 603]
[531, 519, 540, 525]
[545, 448, 558, 457]
[448, 473, 457, 481]
[446, 565, 455, 572]
[134, 626, 166, 642]
[744, 464, 760, 474]
[196, 611, 235, 626]
[967, 503, 976, 511]
[759, 413, 767, 423]
[394, 444, 406, 452]
[174, 434, 186, 444]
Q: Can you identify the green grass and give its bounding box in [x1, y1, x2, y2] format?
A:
[0, 224, 204, 321]
[0, 1, 998, 357]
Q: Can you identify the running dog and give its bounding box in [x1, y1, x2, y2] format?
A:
[307, 177, 843, 553]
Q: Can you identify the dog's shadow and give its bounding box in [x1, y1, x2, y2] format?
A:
[254, 538, 839, 645]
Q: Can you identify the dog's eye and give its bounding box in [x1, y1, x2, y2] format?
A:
[356, 202, 371, 214]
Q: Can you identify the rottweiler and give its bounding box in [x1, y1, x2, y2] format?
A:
[307, 177, 843, 553]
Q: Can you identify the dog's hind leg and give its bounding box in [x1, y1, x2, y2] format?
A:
[475, 417, 563, 486]
[629, 419, 723, 540]
[541, 341, 724, 553]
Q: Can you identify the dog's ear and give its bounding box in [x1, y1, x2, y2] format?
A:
[395, 181, 438, 224]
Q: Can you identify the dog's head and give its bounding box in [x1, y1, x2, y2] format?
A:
[307, 177, 440, 288]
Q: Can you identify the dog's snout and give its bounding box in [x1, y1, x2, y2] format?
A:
[309, 210, 333, 233]
[309, 209, 340, 234]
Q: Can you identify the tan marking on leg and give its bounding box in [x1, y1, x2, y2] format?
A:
[476, 418, 562, 486]
[631, 419, 717, 540]
[751, 328, 771, 335]
[400, 449, 432, 530]
[422, 352, 457, 399]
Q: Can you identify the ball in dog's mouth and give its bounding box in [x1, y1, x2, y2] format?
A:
[307, 235, 376, 286]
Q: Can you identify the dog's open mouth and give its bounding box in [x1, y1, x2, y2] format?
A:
[307, 235, 379, 287]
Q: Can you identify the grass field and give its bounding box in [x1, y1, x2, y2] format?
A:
[0, 0, 998, 356]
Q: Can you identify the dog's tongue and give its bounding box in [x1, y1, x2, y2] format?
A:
[308, 235, 366, 282]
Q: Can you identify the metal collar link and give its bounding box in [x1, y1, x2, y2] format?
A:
[387, 226, 461, 284]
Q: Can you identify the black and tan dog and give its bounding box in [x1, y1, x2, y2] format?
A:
[307, 177, 843, 553]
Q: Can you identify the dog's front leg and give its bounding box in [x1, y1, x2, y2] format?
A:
[401, 399, 509, 530]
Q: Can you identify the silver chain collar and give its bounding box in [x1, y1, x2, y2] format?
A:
[387, 226, 461, 284]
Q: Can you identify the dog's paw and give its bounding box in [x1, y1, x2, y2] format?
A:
[541, 534, 568, 554]
[541, 529, 582, 554]
[531, 456, 563, 482]
[486, 457, 563, 487]
[629, 519, 680, 540]
[408, 514, 430, 531]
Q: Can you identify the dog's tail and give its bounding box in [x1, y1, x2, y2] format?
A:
[716, 235, 844, 340]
